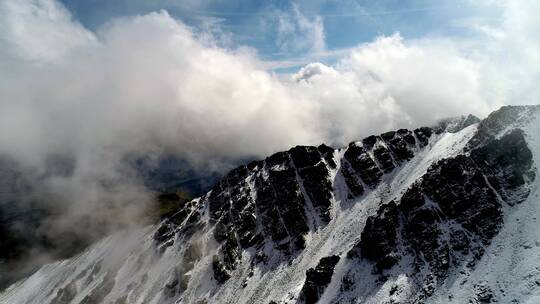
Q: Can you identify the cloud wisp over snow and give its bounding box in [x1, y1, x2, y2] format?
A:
[0, 0, 539, 277]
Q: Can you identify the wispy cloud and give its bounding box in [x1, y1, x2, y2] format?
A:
[187, 4, 456, 18]
[275, 4, 326, 54]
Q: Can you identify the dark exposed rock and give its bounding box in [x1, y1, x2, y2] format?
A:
[414, 127, 433, 147]
[266, 151, 290, 167]
[212, 256, 231, 283]
[253, 171, 289, 244]
[247, 160, 264, 171]
[222, 232, 241, 271]
[373, 146, 395, 173]
[347, 127, 534, 298]
[167, 203, 192, 226]
[340, 161, 364, 198]
[154, 223, 173, 244]
[422, 155, 502, 240]
[386, 132, 415, 162]
[398, 184, 424, 214]
[317, 144, 337, 169]
[298, 255, 340, 304]
[362, 135, 378, 149]
[472, 284, 494, 303]
[450, 230, 470, 253]
[404, 133, 416, 145]
[344, 143, 383, 187]
[403, 205, 447, 274]
[297, 162, 333, 223]
[290, 146, 321, 169]
[359, 201, 399, 261]
[180, 210, 205, 238]
[458, 114, 482, 131]
[471, 128, 534, 204]
[153, 198, 205, 250]
[207, 165, 249, 223]
[381, 131, 396, 141]
[213, 220, 229, 243]
[340, 274, 354, 292]
[255, 250, 268, 264]
[348, 201, 399, 271]
[398, 150, 507, 277]
[237, 205, 260, 248]
[207, 184, 226, 223]
[338, 128, 422, 198]
[256, 155, 309, 250]
[291, 146, 333, 223]
[468, 105, 540, 150]
[397, 128, 409, 135]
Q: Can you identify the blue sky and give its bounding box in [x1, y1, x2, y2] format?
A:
[58, 0, 502, 71]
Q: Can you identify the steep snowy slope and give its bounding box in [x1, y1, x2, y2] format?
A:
[1, 105, 538, 304]
[427, 107, 540, 304]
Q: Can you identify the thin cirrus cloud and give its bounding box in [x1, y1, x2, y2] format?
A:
[275, 4, 326, 54]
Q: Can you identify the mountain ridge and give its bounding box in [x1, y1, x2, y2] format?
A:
[1, 105, 539, 304]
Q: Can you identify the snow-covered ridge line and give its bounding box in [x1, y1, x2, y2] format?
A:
[1, 105, 539, 304]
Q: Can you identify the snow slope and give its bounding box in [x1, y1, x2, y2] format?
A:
[427, 108, 540, 304]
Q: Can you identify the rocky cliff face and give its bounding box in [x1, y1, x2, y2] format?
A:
[2, 105, 539, 304]
[154, 125, 443, 290]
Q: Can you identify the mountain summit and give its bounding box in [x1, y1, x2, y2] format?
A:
[2, 105, 539, 304]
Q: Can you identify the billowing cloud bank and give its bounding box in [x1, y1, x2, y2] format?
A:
[3, 0, 539, 171]
[0, 0, 539, 280]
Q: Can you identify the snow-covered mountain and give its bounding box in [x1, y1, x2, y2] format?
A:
[1, 105, 539, 304]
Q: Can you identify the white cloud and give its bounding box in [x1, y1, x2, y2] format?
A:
[0, 0, 95, 62]
[276, 4, 326, 54]
[479, 0, 540, 106]
[0, 0, 320, 251]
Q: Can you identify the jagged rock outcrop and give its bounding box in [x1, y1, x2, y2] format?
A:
[154, 126, 436, 283]
[345, 126, 535, 300]
[348, 201, 400, 273]
[298, 255, 340, 304]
